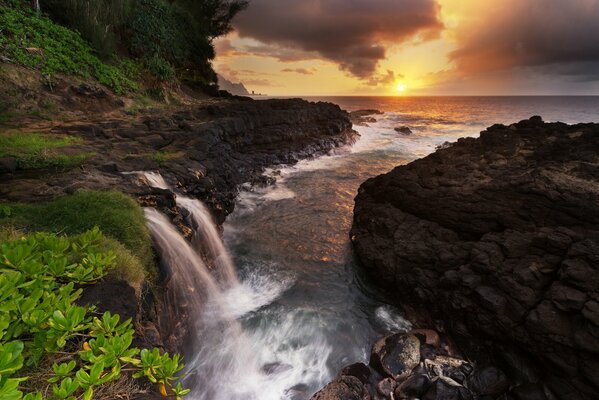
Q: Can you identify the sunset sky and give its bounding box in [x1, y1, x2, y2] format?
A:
[214, 0, 599, 96]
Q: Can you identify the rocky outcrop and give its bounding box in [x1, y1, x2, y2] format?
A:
[351, 117, 599, 399]
[350, 109, 383, 126]
[312, 329, 511, 400]
[1, 98, 356, 223]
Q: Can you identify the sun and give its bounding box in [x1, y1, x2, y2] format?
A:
[395, 82, 407, 94]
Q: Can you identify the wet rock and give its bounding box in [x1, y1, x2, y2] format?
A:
[467, 366, 510, 396]
[262, 362, 293, 375]
[352, 117, 599, 395]
[311, 376, 364, 400]
[370, 333, 421, 378]
[376, 378, 396, 398]
[394, 126, 412, 135]
[422, 377, 473, 400]
[411, 329, 441, 348]
[396, 374, 431, 398]
[341, 363, 372, 384]
[425, 356, 473, 384]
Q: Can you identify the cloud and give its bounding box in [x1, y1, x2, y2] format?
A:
[233, 0, 442, 78]
[281, 68, 316, 75]
[365, 69, 403, 86]
[449, 0, 599, 81]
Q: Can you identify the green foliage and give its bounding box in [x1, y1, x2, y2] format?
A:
[0, 132, 88, 170]
[146, 54, 176, 82]
[0, 6, 137, 94]
[0, 191, 154, 272]
[0, 229, 188, 399]
[129, 0, 216, 83]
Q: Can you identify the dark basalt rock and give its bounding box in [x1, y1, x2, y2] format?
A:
[370, 333, 421, 378]
[394, 126, 412, 135]
[1, 98, 356, 227]
[312, 328, 502, 400]
[351, 117, 599, 399]
[310, 376, 365, 400]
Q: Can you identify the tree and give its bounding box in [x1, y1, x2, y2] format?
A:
[174, 0, 249, 38]
[31, 0, 40, 13]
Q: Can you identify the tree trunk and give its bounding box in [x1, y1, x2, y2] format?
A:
[31, 0, 40, 13]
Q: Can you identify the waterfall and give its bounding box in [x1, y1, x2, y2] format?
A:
[141, 171, 330, 400]
[176, 196, 238, 288]
[144, 208, 221, 305]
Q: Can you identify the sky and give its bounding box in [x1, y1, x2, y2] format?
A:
[214, 0, 599, 96]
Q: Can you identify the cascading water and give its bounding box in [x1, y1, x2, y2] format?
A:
[144, 207, 222, 345]
[177, 196, 238, 288]
[141, 172, 330, 400]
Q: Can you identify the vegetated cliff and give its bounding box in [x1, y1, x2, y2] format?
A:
[1, 97, 356, 223]
[350, 116, 599, 399]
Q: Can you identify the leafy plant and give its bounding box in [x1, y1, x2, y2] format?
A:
[0, 228, 188, 399]
[0, 6, 137, 94]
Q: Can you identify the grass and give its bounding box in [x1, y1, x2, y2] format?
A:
[0, 131, 88, 169]
[149, 150, 182, 164]
[0, 191, 154, 283]
[0, 5, 137, 94]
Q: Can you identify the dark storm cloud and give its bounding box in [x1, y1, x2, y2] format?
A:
[450, 0, 599, 81]
[233, 0, 442, 78]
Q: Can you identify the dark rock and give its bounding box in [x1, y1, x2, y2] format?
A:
[425, 356, 473, 385]
[396, 374, 431, 398]
[341, 363, 372, 384]
[376, 378, 396, 397]
[394, 126, 412, 135]
[351, 119, 599, 396]
[310, 376, 364, 400]
[0, 156, 18, 173]
[411, 329, 441, 348]
[77, 278, 137, 322]
[262, 362, 293, 375]
[467, 366, 510, 396]
[511, 383, 548, 400]
[98, 162, 119, 173]
[369, 333, 421, 378]
[422, 377, 473, 400]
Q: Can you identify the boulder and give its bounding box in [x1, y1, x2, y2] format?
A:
[310, 376, 365, 400]
[369, 333, 421, 378]
[394, 126, 412, 135]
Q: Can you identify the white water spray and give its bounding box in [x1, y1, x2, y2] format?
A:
[176, 196, 238, 288]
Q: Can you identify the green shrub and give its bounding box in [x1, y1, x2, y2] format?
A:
[0, 191, 154, 272]
[146, 54, 176, 82]
[0, 228, 189, 399]
[0, 132, 88, 169]
[0, 6, 137, 94]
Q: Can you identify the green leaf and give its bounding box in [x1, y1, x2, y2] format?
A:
[0, 341, 24, 376]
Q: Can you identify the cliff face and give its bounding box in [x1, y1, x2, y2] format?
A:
[351, 117, 599, 399]
[1, 98, 356, 222]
